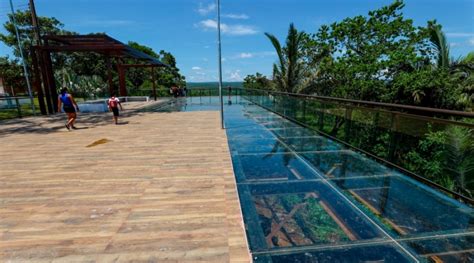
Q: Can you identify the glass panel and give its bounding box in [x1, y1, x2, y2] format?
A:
[283, 136, 343, 152]
[253, 243, 414, 263]
[229, 137, 289, 154]
[234, 153, 319, 182]
[302, 151, 392, 179]
[333, 176, 474, 236]
[402, 234, 474, 263]
[239, 181, 387, 250]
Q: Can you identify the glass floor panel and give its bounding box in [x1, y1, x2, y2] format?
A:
[332, 176, 474, 236]
[253, 243, 414, 263]
[282, 136, 344, 152]
[302, 151, 393, 178]
[239, 181, 387, 251]
[233, 153, 319, 183]
[229, 137, 290, 154]
[270, 127, 320, 138]
[143, 96, 474, 262]
[402, 233, 474, 263]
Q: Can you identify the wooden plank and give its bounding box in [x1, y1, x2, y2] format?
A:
[0, 105, 250, 262]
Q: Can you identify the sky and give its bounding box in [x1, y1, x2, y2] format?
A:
[0, 0, 473, 82]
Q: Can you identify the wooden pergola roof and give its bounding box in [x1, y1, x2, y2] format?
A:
[41, 34, 167, 67]
[32, 34, 168, 115]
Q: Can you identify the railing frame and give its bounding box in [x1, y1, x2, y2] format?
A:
[238, 88, 474, 205]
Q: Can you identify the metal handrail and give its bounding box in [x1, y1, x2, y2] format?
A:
[239, 87, 474, 118]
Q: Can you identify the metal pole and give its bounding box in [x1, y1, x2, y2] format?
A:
[217, 0, 224, 129]
[9, 0, 36, 115]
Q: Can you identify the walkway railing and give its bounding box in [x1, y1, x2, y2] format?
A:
[239, 88, 473, 204]
[0, 96, 36, 119]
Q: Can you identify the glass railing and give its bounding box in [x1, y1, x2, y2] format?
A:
[239, 88, 474, 204]
[0, 96, 38, 120]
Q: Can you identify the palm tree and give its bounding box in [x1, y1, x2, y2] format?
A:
[265, 23, 306, 93]
[428, 23, 450, 68]
[428, 24, 473, 110]
[443, 126, 474, 198]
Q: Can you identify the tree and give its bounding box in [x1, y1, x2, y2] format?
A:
[0, 10, 65, 59]
[243, 73, 271, 90]
[265, 23, 307, 93]
[428, 22, 450, 69]
[0, 56, 26, 95]
[306, 0, 435, 103]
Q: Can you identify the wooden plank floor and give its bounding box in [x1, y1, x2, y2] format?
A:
[0, 103, 250, 262]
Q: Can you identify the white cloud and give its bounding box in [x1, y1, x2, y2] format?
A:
[229, 70, 242, 81]
[197, 3, 216, 15]
[468, 37, 474, 46]
[222, 13, 249, 20]
[239, 52, 253, 58]
[197, 19, 258, 36]
[450, 42, 460, 47]
[78, 19, 135, 27]
[192, 66, 202, 70]
[446, 32, 474, 38]
[231, 51, 276, 59]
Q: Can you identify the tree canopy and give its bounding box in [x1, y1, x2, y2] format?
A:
[0, 10, 185, 98]
[251, 0, 473, 110]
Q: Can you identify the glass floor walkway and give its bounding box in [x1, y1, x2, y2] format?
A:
[145, 96, 473, 263]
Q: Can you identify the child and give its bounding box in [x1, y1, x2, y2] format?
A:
[107, 93, 123, 124]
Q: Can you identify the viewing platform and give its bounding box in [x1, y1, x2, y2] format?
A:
[0, 100, 250, 262]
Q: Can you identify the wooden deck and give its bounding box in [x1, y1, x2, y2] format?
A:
[0, 102, 250, 262]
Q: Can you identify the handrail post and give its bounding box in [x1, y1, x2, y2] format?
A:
[318, 102, 325, 131]
[15, 97, 22, 118]
[344, 107, 353, 142]
[388, 113, 400, 162]
[302, 98, 307, 123]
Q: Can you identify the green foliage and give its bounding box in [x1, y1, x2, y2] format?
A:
[0, 10, 184, 99]
[0, 10, 65, 58]
[243, 72, 271, 90]
[428, 22, 450, 68]
[265, 23, 308, 93]
[0, 56, 25, 95]
[406, 126, 447, 180]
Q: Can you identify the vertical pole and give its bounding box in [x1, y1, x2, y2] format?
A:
[217, 0, 224, 129]
[43, 51, 58, 112]
[9, 0, 35, 115]
[39, 49, 53, 113]
[344, 107, 353, 142]
[388, 113, 399, 162]
[118, 64, 127, 96]
[29, 0, 42, 44]
[151, 66, 157, 101]
[15, 97, 22, 118]
[30, 47, 46, 114]
[302, 98, 306, 123]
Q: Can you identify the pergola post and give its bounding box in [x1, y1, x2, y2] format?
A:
[118, 63, 127, 97]
[38, 49, 53, 114]
[152, 66, 156, 101]
[106, 56, 114, 96]
[30, 47, 46, 115]
[43, 50, 58, 112]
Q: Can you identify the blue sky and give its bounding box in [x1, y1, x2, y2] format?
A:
[0, 0, 473, 82]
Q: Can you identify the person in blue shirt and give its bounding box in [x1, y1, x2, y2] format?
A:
[57, 88, 79, 130]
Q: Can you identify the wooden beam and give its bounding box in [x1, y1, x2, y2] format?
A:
[117, 64, 127, 96]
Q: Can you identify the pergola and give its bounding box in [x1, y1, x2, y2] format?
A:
[32, 34, 167, 114]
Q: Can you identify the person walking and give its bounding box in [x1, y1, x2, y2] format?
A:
[57, 87, 79, 130]
[107, 93, 123, 125]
